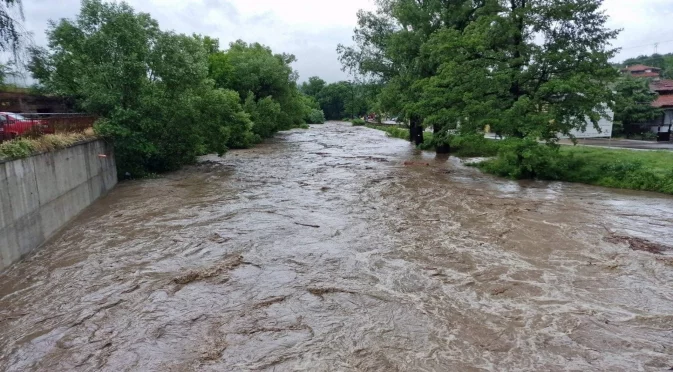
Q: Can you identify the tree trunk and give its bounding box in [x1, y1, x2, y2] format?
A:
[433, 125, 450, 153]
[410, 115, 424, 146]
[417, 126, 424, 146]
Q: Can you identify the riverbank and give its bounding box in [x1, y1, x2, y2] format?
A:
[366, 125, 673, 195]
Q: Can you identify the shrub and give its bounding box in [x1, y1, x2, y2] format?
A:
[306, 109, 326, 124]
[245, 93, 282, 139]
[478, 138, 579, 180]
[449, 134, 502, 157]
[0, 132, 96, 161]
[0, 138, 35, 159]
[351, 118, 366, 126]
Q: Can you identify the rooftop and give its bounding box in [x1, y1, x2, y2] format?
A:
[621, 64, 662, 72]
[652, 94, 673, 108]
[650, 79, 673, 92]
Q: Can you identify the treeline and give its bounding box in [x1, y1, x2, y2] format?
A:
[338, 0, 619, 175]
[299, 77, 381, 120]
[28, 0, 325, 176]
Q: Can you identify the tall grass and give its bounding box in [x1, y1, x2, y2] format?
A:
[0, 129, 96, 161]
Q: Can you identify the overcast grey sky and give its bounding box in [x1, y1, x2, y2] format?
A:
[14, 0, 673, 84]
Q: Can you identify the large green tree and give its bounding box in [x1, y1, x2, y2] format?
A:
[338, 0, 491, 146]
[207, 40, 312, 132]
[29, 0, 253, 175]
[613, 76, 661, 136]
[300, 76, 326, 97]
[419, 0, 618, 143]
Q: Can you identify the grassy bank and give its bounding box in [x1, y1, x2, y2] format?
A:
[365, 125, 673, 195]
[0, 130, 97, 161]
[366, 124, 411, 140]
[478, 142, 673, 194]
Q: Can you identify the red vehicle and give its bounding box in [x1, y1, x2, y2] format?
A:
[0, 112, 52, 140]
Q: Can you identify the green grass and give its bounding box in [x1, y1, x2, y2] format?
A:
[366, 124, 673, 195]
[366, 124, 411, 141]
[479, 142, 673, 195]
[557, 146, 673, 194]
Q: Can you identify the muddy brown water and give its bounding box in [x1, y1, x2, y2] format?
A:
[2, 122, 673, 371]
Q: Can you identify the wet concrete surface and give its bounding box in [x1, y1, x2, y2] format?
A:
[2, 121, 673, 371]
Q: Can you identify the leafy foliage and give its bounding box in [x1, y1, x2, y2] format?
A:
[306, 109, 326, 124]
[0, 0, 23, 55]
[480, 144, 673, 194]
[340, 0, 619, 151]
[613, 76, 662, 136]
[29, 0, 317, 177]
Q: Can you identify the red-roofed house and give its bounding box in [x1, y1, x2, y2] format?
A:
[620, 66, 673, 139]
[621, 64, 662, 78]
[649, 79, 673, 139]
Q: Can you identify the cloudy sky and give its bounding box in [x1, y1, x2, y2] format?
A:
[13, 0, 673, 84]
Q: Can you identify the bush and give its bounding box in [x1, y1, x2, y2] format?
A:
[478, 138, 579, 180]
[0, 132, 96, 161]
[245, 93, 282, 139]
[306, 109, 326, 124]
[0, 138, 35, 159]
[351, 118, 366, 126]
[449, 134, 502, 157]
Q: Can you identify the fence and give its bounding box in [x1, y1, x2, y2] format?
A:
[0, 113, 97, 142]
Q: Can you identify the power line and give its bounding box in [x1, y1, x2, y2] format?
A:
[619, 39, 673, 51]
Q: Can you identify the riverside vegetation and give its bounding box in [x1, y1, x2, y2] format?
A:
[340, 0, 673, 195]
[367, 125, 673, 194]
[27, 0, 325, 176]
[16, 0, 673, 195]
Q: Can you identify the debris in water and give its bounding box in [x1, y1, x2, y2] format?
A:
[307, 287, 355, 298]
[604, 235, 670, 255]
[252, 296, 288, 309]
[403, 161, 430, 167]
[173, 255, 243, 285]
[208, 233, 231, 244]
[295, 222, 320, 228]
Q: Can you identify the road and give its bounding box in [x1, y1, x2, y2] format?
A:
[1, 122, 673, 371]
[560, 138, 673, 151]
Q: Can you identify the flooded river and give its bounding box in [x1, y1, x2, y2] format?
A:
[2, 121, 673, 371]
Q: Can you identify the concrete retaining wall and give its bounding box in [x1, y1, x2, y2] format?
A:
[0, 139, 116, 271]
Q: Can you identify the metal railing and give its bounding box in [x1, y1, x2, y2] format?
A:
[0, 113, 97, 142]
